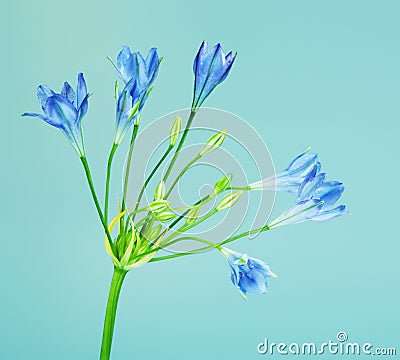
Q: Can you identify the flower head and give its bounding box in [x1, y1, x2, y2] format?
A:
[192, 41, 236, 110]
[23, 73, 88, 156]
[221, 247, 276, 299]
[112, 46, 161, 143]
[249, 149, 320, 193]
[268, 168, 347, 228]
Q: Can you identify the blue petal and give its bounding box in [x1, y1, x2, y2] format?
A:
[37, 85, 55, 110]
[145, 47, 159, 81]
[269, 199, 323, 228]
[286, 151, 318, 176]
[297, 171, 326, 201]
[116, 46, 136, 83]
[61, 82, 76, 105]
[76, 73, 88, 109]
[193, 41, 207, 74]
[45, 94, 78, 129]
[22, 112, 55, 126]
[314, 181, 344, 208]
[218, 51, 236, 83]
[311, 205, 347, 222]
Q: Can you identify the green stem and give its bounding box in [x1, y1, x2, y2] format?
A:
[122, 124, 139, 211]
[131, 144, 173, 222]
[151, 225, 270, 262]
[104, 143, 118, 225]
[100, 267, 127, 360]
[80, 157, 115, 252]
[165, 154, 201, 198]
[161, 209, 217, 245]
[163, 110, 196, 182]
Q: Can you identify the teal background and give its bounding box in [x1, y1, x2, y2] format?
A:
[1, 1, 399, 359]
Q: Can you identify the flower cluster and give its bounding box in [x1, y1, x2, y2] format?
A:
[24, 40, 349, 359]
[23, 42, 347, 304]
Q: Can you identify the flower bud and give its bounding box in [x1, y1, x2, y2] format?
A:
[147, 224, 162, 241]
[170, 116, 182, 146]
[147, 200, 170, 213]
[215, 190, 242, 211]
[154, 180, 166, 200]
[185, 206, 200, 224]
[212, 173, 232, 197]
[199, 130, 227, 157]
[156, 211, 176, 222]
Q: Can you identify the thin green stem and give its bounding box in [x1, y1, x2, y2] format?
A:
[80, 157, 115, 252]
[131, 144, 173, 223]
[122, 124, 139, 211]
[165, 154, 201, 198]
[163, 110, 196, 182]
[161, 209, 217, 245]
[100, 267, 127, 360]
[150, 225, 270, 262]
[104, 143, 118, 225]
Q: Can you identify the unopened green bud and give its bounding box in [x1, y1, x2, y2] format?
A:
[147, 200, 170, 213]
[154, 180, 166, 200]
[186, 206, 200, 224]
[212, 173, 233, 197]
[170, 116, 182, 146]
[215, 190, 243, 211]
[199, 130, 227, 157]
[147, 224, 162, 241]
[156, 211, 176, 222]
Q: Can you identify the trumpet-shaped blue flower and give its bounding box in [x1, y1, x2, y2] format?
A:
[192, 41, 236, 110]
[115, 46, 159, 86]
[249, 149, 321, 193]
[268, 168, 347, 228]
[112, 46, 161, 144]
[220, 247, 276, 299]
[23, 73, 88, 156]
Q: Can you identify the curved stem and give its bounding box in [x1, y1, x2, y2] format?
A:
[104, 143, 118, 225]
[100, 267, 127, 360]
[163, 111, 196, 182]
[151, 225, 270, 262]
[131, 144, 173, 223]
[161, 209, 217, 245]
[165, 154, 201, 198]
[80, 156, 115, 253]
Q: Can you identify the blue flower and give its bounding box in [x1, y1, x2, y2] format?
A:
[297, 172, 347, 222]
[23, 73, 88, 156]
[112, 46, 161, 144]
[249, 149, 320, 193]
[268, 169, 347, 228]
[220, 247, 276, 299]
[192, 41, 236, 110]
[115, 46, 159, 86]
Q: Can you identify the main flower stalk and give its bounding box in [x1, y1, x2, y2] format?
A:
[100, 267, 127, 360]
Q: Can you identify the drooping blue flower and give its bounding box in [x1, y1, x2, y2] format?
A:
[249, 149, 320, 193]
[22, 73, 89, 156]
[192, 41, 236, 110]
[220, 247, 276, 299]
[268, 168, 347, 228]
[298, 175, 347, 222]
[112, 46, 161, 144]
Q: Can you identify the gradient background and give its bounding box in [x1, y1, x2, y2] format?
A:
[1, 1, 399, 359]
